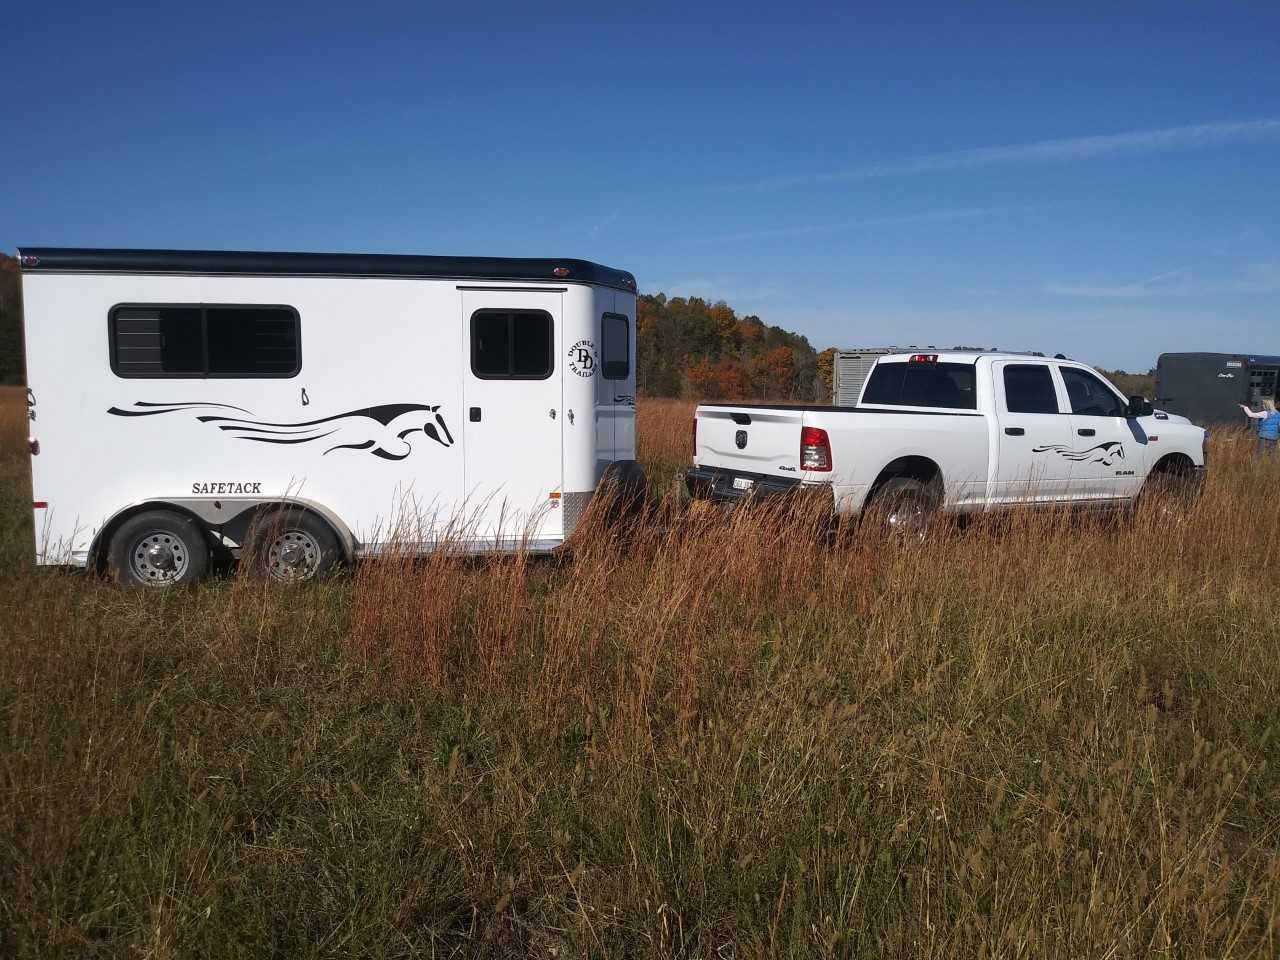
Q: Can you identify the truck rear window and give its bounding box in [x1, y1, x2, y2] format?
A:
[861, 362, 977, 410]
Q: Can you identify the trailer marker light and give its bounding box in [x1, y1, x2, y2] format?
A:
[553, 266, 571, 277]
[28, 437, 40, 455]
[800, 426, 832, 472]
[909, 354, 939, 364]
[549, 491, 561, 499]
[33, 501, 48, 509]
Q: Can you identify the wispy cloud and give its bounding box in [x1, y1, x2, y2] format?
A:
[731, 119, 1280, 192]
[1046, 268, 1190, 299]
[1047, 261, 1280, 299]
[691, 206, 999, 243]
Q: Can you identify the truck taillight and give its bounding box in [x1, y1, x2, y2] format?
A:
[800, 426, 832, 471]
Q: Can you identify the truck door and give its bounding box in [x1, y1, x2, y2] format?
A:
[461, 290, 563, 545]
[1057, 365, 1141, 500]
[992, 361, 1074, 502]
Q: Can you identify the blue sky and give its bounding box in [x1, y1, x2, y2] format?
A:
[3, 1, 1278, 370]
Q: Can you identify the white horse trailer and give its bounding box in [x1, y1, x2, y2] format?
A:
[18, 248, 643, 585]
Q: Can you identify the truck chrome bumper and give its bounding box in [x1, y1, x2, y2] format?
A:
[684, 465, 829, 505]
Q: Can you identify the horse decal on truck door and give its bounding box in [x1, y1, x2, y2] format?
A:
[1032, 440, 1125, 466]
[107, 401, 454, 461]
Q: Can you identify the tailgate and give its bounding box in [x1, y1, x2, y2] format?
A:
[694, 406, 802, 476]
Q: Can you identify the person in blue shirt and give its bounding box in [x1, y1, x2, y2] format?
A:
[1240, 399, 1280, 455]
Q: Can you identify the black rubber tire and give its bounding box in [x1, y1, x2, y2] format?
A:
[242, 508, 344, 583]
[866, 476, 939, 541]
[108, 509, 211, 587]
[1138, 468, 1199, 522]
[598, 460, 648, 522]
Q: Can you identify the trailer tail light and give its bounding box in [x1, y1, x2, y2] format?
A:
[692, 417, 698, 457]
[29, 437, 40, 455]
[33, 501, 48, 509]
[800, 426, 832, 471]
[909, 353, 938, 364]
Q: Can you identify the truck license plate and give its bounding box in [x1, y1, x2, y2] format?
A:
[732, 476, 754, 491]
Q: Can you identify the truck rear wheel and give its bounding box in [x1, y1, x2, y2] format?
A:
[242, 508, 343, 583]
[108, 510, 211, 587]
[867, 477, 939, 542]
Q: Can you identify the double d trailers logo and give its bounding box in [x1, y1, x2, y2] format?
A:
[568, 339, 597, 378]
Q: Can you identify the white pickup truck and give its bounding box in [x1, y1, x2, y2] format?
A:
[685, 351, 1206, 526]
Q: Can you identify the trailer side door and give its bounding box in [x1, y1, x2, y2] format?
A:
[461, 290, 564, 546]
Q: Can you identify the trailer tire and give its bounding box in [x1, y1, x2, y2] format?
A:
[242, 508, 344, 583]
[108, 510, 211, 587]
[866, 476, 939, 543]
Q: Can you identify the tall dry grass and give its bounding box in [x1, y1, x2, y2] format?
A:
[1, 388, 1278, 957]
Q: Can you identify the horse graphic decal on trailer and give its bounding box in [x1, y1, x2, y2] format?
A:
[107, 401, 455, 461]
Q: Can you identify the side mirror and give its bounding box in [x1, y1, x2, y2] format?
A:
[1127, 395, 1153, 418]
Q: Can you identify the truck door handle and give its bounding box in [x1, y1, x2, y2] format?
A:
[1077, 427, 1096, 437]
[469, 407, 481, 422]
[1004, 427, 1025, 436]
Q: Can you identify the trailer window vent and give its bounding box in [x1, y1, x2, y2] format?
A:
[470, 309, 554, 380]
[109, 304, 300, 378]
[601, 312, 630, 381]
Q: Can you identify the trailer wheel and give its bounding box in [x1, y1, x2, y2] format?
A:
[866, 476, 938, 543]
[243, 509, 343, 583]
[109, 510, 211, 587]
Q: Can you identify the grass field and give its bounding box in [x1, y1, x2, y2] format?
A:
[1, 386, 1278, 958]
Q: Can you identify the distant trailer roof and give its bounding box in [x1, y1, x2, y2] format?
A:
[15, 247, 637, 292]
[1159, 350, 1280, 366]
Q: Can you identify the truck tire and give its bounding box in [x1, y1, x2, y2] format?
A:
[108, 509, 211, 587]
[1138, 466, 1199, 523]
[867, 476, 938, 542]
[242, 508, 344, 583]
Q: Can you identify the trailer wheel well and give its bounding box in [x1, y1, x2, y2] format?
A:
[89, 500, 353, 575]
[869, 457, 943, 502]
[88, 502, 221, 575]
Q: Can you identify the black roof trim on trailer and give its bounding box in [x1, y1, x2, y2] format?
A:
[15, 247, 637, 292]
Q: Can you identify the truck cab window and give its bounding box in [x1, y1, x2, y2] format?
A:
[471, 309, 553, 379]
[1003, 364, 1059, 414]
[861, 362, 977, 410]
[601, 313, 629, 380]
[1060, 367, 1126, 417]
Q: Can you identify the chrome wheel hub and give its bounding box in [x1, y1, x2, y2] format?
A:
[267, 530, 321, 581]
[130, 531, 189, 585]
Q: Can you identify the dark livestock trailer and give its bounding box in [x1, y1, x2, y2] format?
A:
[1155, 352, 1280, 427]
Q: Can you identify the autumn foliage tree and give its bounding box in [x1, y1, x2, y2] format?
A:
[637, 293, 818, 401]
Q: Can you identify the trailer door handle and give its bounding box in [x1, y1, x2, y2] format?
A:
[1077, 427, 1096, 437]
[1004, 427, 1025, 436]
[469, 407, 481, 422]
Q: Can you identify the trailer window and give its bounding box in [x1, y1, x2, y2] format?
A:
[601, 313, 629, 380]
[206, 307, 301, 376]
[109, 304, 300, 378]
[1060, 367, 1127, 417]
[861, 362, 977, 409]
[470, 309, 553, 379]
[1002, 364, 1059, 414]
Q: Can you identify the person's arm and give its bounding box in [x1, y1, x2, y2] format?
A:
[1239, 404, 1265, 419]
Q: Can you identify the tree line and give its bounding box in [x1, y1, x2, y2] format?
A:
[636, 293, 821, 400]
[0, 255, 22, 385]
